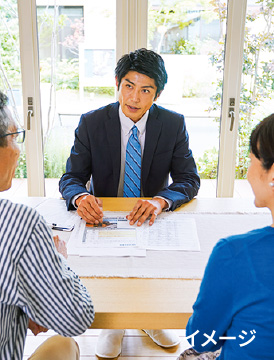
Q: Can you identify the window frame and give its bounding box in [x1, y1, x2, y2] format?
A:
[18, 0, 45, 196]
[18, 0, 248, 197]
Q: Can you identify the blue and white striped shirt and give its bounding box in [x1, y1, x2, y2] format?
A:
[0, 199, 94, 360]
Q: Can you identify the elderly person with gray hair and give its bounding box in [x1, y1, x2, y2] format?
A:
[0, 90, 94, 360]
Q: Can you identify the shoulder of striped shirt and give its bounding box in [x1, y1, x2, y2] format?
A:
[0, 198, 41, 221]
[0, 198, 45, 243]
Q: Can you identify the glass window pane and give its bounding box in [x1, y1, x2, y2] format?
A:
[147, 0, 227, 197]
[36, 1, 116, 196]
[235, 0, 273, 189]
[0, 0, 28, 196]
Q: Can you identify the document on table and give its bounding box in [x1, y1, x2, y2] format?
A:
[36, 198, 77, 229]
[140, 214, 200, 251]
[67, 211, 200, 256]
[71, 215, 145, 256]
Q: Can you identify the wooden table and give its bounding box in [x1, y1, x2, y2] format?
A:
[79, 198, 199, 329]
[15, 196, 270, 329]
[82, 278, 199, 329]
[69, 197, 270, 329]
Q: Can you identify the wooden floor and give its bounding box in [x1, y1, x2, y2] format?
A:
[24, 329, 190, 359]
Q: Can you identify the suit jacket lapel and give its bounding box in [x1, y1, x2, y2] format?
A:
[105, 102, 121, 195]
[142, 104, 162, 189]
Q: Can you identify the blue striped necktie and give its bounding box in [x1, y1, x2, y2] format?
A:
[123, 125, 141, 197]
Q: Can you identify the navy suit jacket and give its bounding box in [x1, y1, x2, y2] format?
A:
[59, 102, 200, 211]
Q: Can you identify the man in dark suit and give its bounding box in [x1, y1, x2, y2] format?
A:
[59, 48, 200, 358]
[60, 48, 200, 227]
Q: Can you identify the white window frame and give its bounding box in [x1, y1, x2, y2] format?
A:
[17, 0, 248, 198]
[116, 0, 148, 61]
[18, 0, 45, 196]
[217, 0, 247, 197]
[119, 0, 248, 198]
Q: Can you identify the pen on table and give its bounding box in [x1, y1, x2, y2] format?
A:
[47, 223, 74, 232]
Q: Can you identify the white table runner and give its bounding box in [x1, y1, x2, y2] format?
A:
[28, 197, 271, 279]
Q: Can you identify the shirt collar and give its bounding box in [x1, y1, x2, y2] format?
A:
[119, 105, 149, 136]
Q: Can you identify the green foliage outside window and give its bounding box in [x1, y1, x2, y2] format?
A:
[40, 58, 80, 90]
[84, 86, 115, 97]
[196, 147, 218, 179]
[171, 38, 199, 55]
[2, 0, 274, 180]
[148, 0, 273, 180]
[202, 0, 274, 179]
[0, 1, 21, 90]
[15, 152, 27, 178]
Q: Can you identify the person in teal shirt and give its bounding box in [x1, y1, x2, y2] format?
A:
[181, 113, 274, 360]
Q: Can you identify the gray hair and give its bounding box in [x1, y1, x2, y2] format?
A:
[0, 91, 9, 147]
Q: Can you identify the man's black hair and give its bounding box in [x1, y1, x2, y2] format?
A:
[250, 113, 274, 170]
[0, 91, 9, 147]
[115, 48, 168, 98]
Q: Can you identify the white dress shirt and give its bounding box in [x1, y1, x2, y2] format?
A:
[117, 105, 148, 196]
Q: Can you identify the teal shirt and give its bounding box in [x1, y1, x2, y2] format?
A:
[186, 226, 274, 359]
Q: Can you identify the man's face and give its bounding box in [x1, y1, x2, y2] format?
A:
[0, 109, 20, 192]
[116, 71, 160, 122]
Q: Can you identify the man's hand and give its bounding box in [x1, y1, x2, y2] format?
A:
[53, 235, 68, 259]
[76, 194, 103, 225]
[28, 319, 48, 336]
[127, 198, 168, 226]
